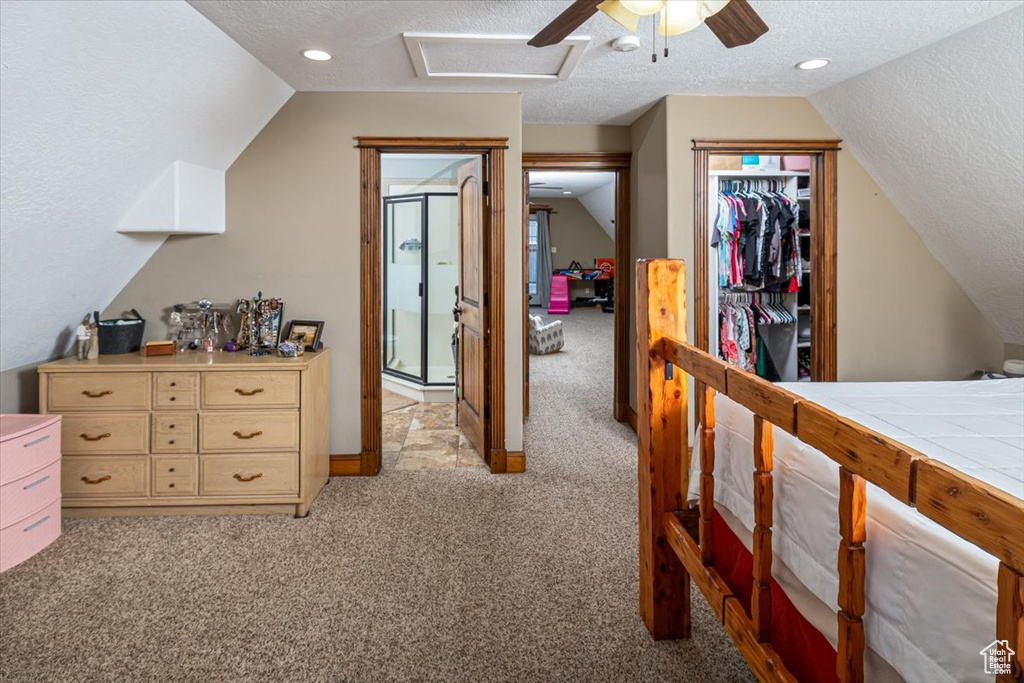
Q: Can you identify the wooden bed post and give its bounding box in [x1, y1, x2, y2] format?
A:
[837, 467, 867, 683]
[637, 259, 690, 640]
[699, 385, 716, 566]
[996, 562, 1024, 683]
[752, 415, 774, 643]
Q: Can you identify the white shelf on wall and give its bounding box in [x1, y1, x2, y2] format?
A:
[709, 170, 809, 178]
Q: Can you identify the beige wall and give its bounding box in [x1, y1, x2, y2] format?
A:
[545, 197, 614, 270]
[523, 124, 631, 153]
[628, 101, 669, 410]
[661, 95, 1004, 382]
[105, 92, 524, 454]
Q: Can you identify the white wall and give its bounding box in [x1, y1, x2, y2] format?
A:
[577, 182, 616, 241]
[0, 0, 292, 375]
[810, 7, 1024, 345]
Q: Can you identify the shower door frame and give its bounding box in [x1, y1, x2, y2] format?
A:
[382, 192, 458, 387]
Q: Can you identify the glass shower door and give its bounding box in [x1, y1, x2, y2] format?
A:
[383, 196, 424, 382]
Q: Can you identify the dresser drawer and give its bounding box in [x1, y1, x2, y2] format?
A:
[0, 460, 61, 530]
[0, 418, 61, 485]
[62, 456, 148, 498]
[152, 413, 197, 453]
[0, 499, 61, 572]
[61, 414, 149, 455]
[154, 372, 198, 410]
[201, 372, 299, 409]
[48, 373, 150, 412]
[152, 456, 198, 497]
[200, 453, 298, 496]
[199, 411, 299, 452]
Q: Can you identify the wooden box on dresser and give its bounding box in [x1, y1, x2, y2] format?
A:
[0, 414, 63, 571]
[37, 349, 330, 518]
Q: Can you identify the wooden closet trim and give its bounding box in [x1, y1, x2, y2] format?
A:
[522, 152, 633, 423]
[692, 139, 840, 384]
[355, 137, 509, 476]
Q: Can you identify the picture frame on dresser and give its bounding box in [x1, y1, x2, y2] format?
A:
[283, 320, 324, 352]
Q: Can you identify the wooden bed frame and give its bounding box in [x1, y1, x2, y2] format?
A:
[636, 259, 1024, 683]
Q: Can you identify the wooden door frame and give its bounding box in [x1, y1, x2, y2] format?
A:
[355, 137, 509, 475]
[521, 153, 632, 422]
[692, 139, 840, 381]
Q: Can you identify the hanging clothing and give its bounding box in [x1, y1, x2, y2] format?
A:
[711, 181, 802, 292]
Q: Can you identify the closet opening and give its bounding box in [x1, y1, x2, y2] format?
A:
[693, 140, 840, 387]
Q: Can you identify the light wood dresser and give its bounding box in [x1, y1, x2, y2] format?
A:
[37, 350, 330, 518]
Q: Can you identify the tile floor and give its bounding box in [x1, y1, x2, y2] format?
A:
[383, 401, 488, 470]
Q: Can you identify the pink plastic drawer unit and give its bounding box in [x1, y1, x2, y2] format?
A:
[0, 414, 62, 572]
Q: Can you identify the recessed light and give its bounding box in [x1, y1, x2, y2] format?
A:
[796, 58, 830, 70]
[563, 191, 572, 195]
[302, 49, 332, 61]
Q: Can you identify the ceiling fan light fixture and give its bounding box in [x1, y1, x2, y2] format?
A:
[796, 58, 831, 70]
[598, 0, 642, 31]
[301, 49, 333, 61]
[611, 35, 642, 52]
[659, 1, 731, 36]
[620, 0, 667, 16]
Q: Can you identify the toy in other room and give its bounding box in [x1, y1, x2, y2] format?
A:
[236, 293, 284, 356]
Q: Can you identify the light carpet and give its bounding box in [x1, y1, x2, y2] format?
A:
[0, 306, 752, 682]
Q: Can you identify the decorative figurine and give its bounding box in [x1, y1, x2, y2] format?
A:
[86, 322, 99, 360]
[75, 317, 91, 360]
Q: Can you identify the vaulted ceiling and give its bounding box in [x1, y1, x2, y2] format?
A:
[190, 0, 1020, 125]
[0, 1, 293, 371]
[812, 7, 1024, 345]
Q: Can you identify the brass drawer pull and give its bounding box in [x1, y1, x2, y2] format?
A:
[234, 388, 264, 396]
[80, 432, 112, 442]
[232, 430, 263, 440]
[82, 390, 113, 398]
[233, 472, 263, 483]
[81, 475, 112, 485]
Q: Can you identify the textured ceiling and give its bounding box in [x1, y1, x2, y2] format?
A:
[811, 7, 1024, 345]
[189, 0, 1022, 125]
[0, 1, 293, 371]
[528, 171, 614, 197]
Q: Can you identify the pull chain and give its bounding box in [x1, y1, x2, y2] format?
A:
[651, 15, 657, 62]
[664, 5, 669, 58]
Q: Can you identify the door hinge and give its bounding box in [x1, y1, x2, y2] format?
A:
[483, 180, 490, 196]
[485, 405, 490, 419]
[483, 292, 489, 307]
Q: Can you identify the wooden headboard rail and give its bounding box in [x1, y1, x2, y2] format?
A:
[638, 259, 1024, 683]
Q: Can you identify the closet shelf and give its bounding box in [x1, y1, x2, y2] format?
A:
[796, 341, 811, 349]
[797, 305, 811, 312]
[710, 170, 810, 178]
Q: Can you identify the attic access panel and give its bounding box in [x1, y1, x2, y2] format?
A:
[403, 33, 589, 81]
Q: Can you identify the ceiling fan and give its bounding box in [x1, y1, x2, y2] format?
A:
[528, 0, 768, 50]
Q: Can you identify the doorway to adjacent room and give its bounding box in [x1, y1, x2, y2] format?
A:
[521, 153, 631, 425]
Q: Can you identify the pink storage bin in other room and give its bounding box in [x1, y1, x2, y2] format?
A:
[781, 155, 811, 172]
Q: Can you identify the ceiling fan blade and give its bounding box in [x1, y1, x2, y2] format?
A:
[528, 0, 603, 47]
[704, 0, 769, 48]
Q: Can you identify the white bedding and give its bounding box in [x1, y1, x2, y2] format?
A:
[688, 378, 1024, 683]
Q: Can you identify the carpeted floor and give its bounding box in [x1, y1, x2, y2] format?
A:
[0, 306, 752, 683]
